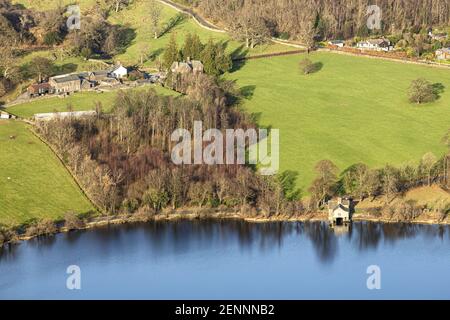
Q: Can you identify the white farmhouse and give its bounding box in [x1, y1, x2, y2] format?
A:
[328, 40, 345, 48]
[0, 111, 16, 119]
[357, 38, 393, 52]
[436, 48, 450, 60]
[111, 65, 128, 79]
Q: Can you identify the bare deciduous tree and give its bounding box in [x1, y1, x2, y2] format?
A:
[148, 0, 162, 39]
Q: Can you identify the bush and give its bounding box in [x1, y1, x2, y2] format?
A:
[64, 212, 85, 230]
[43, 31, 62, 46]
[0, 77, 13, 97]
[299, 58, 319, 75]
[392, 200, 422, 221]
[0, 227, 18, 246]
[25, 219, 58, 237]
[80, 47, 93, 60]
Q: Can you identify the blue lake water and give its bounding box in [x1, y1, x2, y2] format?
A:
[0, 220, 449, 299]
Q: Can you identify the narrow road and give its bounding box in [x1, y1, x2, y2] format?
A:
[157, 0, 225, 33]
[157, 0, 450, 69]
[157, 0, 307, 55]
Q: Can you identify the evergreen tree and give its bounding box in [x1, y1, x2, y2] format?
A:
[201, 39, 217, 75]
[200, 39, 231, 76]
[181, 33, 194, 61]
[190, 34, 204, 60]
[163, 34, 181, 69]
[182, 33, 204, 61]
[213, 43, 232, 75]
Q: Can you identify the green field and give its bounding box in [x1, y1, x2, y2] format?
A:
[7, 85, 177, 118]
[227, 52, 450, 191]
[9, 0, 450, 206]
[12, 0, 99, 10]
[13, 0, 294, 69]
[110, 1, 295, 66]
[0, 120, 94, 226]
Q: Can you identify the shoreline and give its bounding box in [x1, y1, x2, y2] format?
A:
[4, 209, 449, 246]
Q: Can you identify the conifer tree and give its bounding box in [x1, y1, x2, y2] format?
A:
[190, 34, 204, 60]
[181, 33, 194, 60]
[163, 34, 181, 68]
[201, 39, 231, 76]
[200, 39, 217, 75]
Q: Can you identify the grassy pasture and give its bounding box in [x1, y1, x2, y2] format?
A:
[226, 52, 450, 191]
[14, 0, 295, 68]
[109, 0, 296, 66]
[7, 85, 177, 118]
[0, 120, 94, 226]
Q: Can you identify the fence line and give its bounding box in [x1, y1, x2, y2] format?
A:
[232, 49, 306, 61]
[321, 47, 450, 69]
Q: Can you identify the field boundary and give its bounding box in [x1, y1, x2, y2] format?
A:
[321, 47, 450, 70]
[232, 49, 306, 61]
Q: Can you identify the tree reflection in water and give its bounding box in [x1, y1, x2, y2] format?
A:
[1, 220, 449, 266]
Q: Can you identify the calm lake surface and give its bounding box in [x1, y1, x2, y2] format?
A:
[0, 220, 449, 299]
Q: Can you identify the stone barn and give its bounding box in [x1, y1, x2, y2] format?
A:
[49, 74, 81, 94]
[27, 82, 52, 97]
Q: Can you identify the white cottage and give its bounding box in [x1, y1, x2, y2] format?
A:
[436, 48, 450, 60]
[111, 65, 128, 79]
[328, 197, 353, 225]
[0, 111, 15, 119]
[328, 40, 345, 48]
[357, 38, 393, 52]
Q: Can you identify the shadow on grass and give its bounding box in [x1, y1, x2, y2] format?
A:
[432, 83, 445, 100]
[240, 85, 256, 100]
[55, 63, 78, 75]
[249, 112, 273, 132]
[150, 48, 164, 60]
[312, 62, 323, 73]
[229, 45, 249, 73]
[108, 25, 137, 56]
[159, 13, 187, 38]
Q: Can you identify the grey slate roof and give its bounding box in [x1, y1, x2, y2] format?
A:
[51, 74, 81, 83]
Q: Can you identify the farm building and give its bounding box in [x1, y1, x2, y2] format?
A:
[81, 79, 95, 90]
[111, 65, 128, 79]
[171, 61, 192, 74]
[436, 48, 450, 60]
[328, 197, 353, 225]
[49, 74, 82, 94]
[0, 111, 16, 119]
[328, 40, 345, 48]
[27, 82, 52, 97]
[128, 69, 146, 80]
[34, 110, 97, 121]
[171, 60, 204, 75]
[99, 78, 120, 87]
[90, 70, 111, 82]
[357, 38, 393, 52]
[26, 64, 130, 98]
